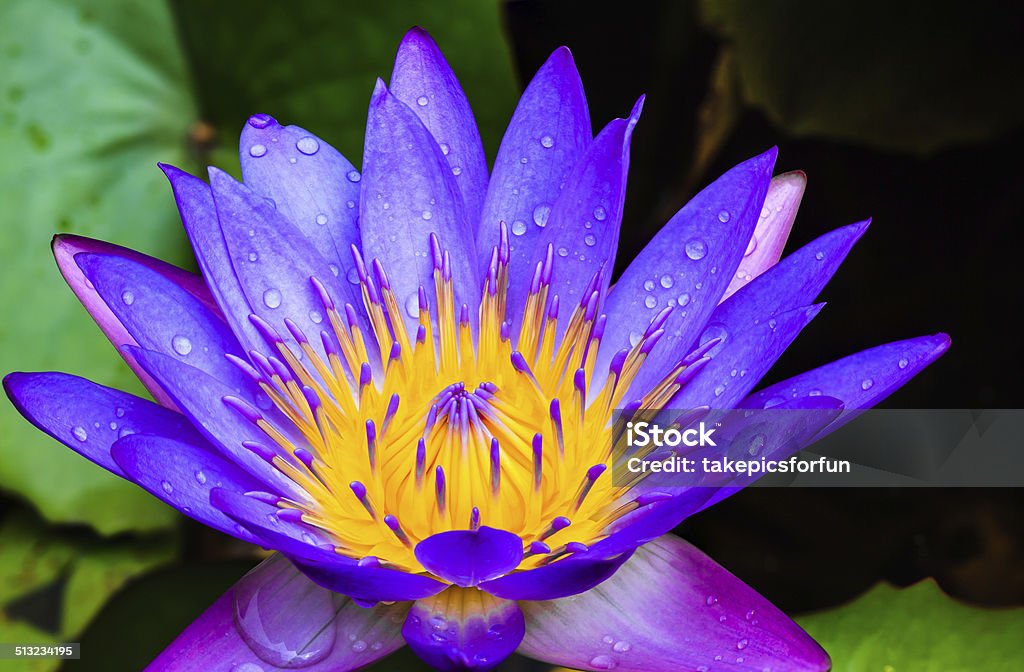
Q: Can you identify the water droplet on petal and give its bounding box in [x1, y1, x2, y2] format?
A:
[511, 220, 527, 236]
[613, 641, 631, 653]
[296, 136, 319, 155]
[644, 296, 657, 309]
[628, 331, 642, 347]
[746, 609, 756, 620]
[533, 204, 551, 227]
[557, 247, 569, 257]
[685, 238, 708, 260]
[659, 274, 674, 289]
[405, 294, 420, 319]
[584, 233, 597, 246]
[540, 135, 554, 148]
[351, 640, 367, 653]
[808, 388, 822, 396]
[346, 170, 361, 183]
[72, 426, 88, 442]
[248, 114, 273, 129]
[602, 635, 614, 645]
[706, 595, 718, 606]
[309, 310, 323, 324]
[677, 292, 691, 307]
[745, 237, 758, 256]
[861, 378, 874, 390]
[115, 407, 125, 418]
[898, 357, 909, 369]
[172, 335, 193, 356]
[121, 290, 135, 305]
[737, 639, 749, 650]
[249, 144, 267, 158]
[589, 655, 618, 669]
[763, 395, 786, 408]
[263, 289, 282, 309]
[718, 209, 731, 223]
[161, 480, 173, 494]
[439, 143, 450, 155]
[316, 213, 328, 226]
[815, 250, 825, 261]
[248, 252, 259, 262]
[195, 470, 207, 485]
[451, 165, 462, 176]
[421, 210, 432, 221]
[643, 280, 655, 291]
[347, 268, 360, 285]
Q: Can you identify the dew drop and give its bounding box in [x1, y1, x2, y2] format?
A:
[72, 426, 88, 442]
[861, 378, 874, 390]
[439, 143, 450, 155]
[161, 480, 173, 494]
[589, 655, 618, 670]
[718, 209, 731, 223]
[808, 388, 822, 396]
[248, 252, 259, 262]
[347, 268, 360, 285]
[644, 296, 657, 309]
[421, 210, 432, 221]
[296, 136, 319, 155]
[628, 331, 642, 347]
[763, 395, 786, 409]
[263, 289, 282, 309]
[677, 292, 691, 307]
[120, 290, 135, 305]
[706, 595, 718, 606]
[533, 204, 551, 227]
[351, 640, 368, 653]
[898, 357, 909, 369]
[511, 220, 527, 236]
[602, 635, 614, 645]
[346, 200, 355, 209]
[557, 246, 569, 257]
[309, 310, 323, 324]
[247, 114, 273, 129]
[745, 236, 758, 256]
[329, 264, 340, 277]
[405, 294, 420, 319]
[115, 407, 125, 418]
[659, 274, 674, 289]
[594, 206, 608, 221]
[584, 233, 596, 247]
[416, 95, 429, 107]
[540, 135, 554, 148]
[316, 213, 328, 226]
[195, 470, 207, 485]
[248, 144, 267, 158]
[172, 335, 193, 356]
[451, 166, 462, 176]
[748, 435, 766, 456]
[746, 609, 756, 621]
[613, 641, 632, 653]
[685, 238, 708, 260]
[643, 280, 655, 291]
[815, 250, 825, 261]
[714, 384, 726, 397]
[346, 170, 361, 183]
[737, 639, 749, 650]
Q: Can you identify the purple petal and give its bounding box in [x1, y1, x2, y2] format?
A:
[670, 303, 824, 409]
[525, 98, 643, 338]
[390, 27, 489, 224]
[111, 433, 263, 540]
[208, 167, 367, 365]
[126, 346, 298, 496]
[3, 371, 204, 478]
[599, 149, 777, 395]
[722, 171, 806, 301]
[361, 80, 478, 335]
[239, 114, 361, 274]
[740, 333, 952, 436]
[479, 549, 634, 602]
[403, 586, 525, 671]
[75, 252, 254, 397]
[519, 535, 829, 672]
[147, 553, 407, 671]
[478, 47, 591, 291]
[209, 488, 446, 603]
[160, 163, 266, 356]
[52, 234, 215, 408]
[414, 527, 523, 587]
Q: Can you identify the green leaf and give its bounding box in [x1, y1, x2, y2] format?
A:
[0, 0, 198, 533]
[798, 581, 1024, 671]
[700, 1, 1024, 154]
[173, 0, 518, 165]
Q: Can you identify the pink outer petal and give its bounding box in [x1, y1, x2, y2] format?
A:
[52, 234, 217, 408]
[722, 171, 806, 302]
[519, 535, 829, 672]
[147, 554, 408, 671]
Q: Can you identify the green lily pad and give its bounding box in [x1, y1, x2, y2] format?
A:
[798, 580, 1024, 671]
[0, 510, 177, 672]
[700, 1, 1024, 154]
[173, 0, 518, 166]
[0, 0, 198, 533]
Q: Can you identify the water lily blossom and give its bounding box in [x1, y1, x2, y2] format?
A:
[4, 28, 948, 672]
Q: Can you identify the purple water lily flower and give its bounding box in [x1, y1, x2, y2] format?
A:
[4, 28, 948, 672]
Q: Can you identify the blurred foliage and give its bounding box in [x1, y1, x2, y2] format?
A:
[0, 0, 195, 535]
[0, 510, 176, 671]
[700, 0, 1024, 154]
[798, 580, 1024, 671]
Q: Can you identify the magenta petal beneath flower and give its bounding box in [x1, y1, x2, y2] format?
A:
[414, 526, 523, 587]
[147, 553, 407, 671]
[519, 535, 830, 672]
[403, 587, 525, 671]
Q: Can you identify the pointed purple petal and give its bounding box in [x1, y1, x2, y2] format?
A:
[3, 371, 203, 478]
[111, 434, 263, 540]
[361, 80, 478, 335]
[722, 171, 806, 300]
[403, 586, 525, 671]
[523, 98, 643, 337]
[479, 549, 634, 602]
[390, 27, 489, 224]
[52, 234, 214, 408]
[519, 535, 829, 672]
[479, 47, 591, 288]
[414, 527, 523, 587]
[600, 149, 776, 395]
[239, 114, 361, 274]
[147, 553, 407, 671]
